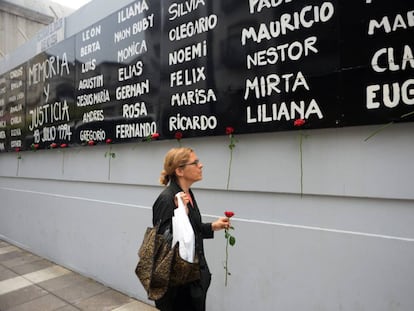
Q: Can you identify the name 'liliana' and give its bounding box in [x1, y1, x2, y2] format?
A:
[246, 100, 323, 123]
[118, 0, 149, 23]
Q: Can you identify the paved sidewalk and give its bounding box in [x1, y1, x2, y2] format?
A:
[0, 240, 157, 311]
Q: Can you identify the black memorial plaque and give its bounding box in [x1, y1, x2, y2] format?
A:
[74, 0, 161, 145]
[0, 72, 7, 152]
[160, 0, 341, 138]
[339, 0, 414, 126]
[25, 38, 76, 149]
[1, 65, 27, 152]
[160, 0, 223, 138]
[0, 0, 413, 153]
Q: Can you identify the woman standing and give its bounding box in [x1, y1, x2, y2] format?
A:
[153, 147, 230, 311]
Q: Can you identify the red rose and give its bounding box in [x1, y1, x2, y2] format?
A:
[60, 143, 67, 148]
[294, 119, 306, 127]
[151, 132, 160, 140]
[175, 131, 183, 140]
[50, 143, 57, 148]
[105, 138, 112, 144]
[88, 140, 95, 146]
[225, 127, 234, 135]
[15, 147, 20, 152]
[223, 210, 236, 286]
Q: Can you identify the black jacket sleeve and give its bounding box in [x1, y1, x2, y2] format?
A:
[152, 189, 175, 234]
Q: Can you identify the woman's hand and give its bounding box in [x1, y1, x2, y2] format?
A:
[174, 192, 191, 206]
[174, 192, 190, 214]
[212, 217, 231, 231]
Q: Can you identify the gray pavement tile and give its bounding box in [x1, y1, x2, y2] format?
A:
[0, 251, 24, 263]
[0, 241, 154, 311]
[0, 241, 10, 248]
[6, 294, 68, 311]
[0, 284, 48, 310]
[38, 273, 88, 292]
[112, 301, 157, 311]
[53, 278, 108, 304]
[1, 253, 42, 268]
[55, 305, 81, 311]
[0, 266, 19, 281]
[9, 259, 54, 275]
[75, 289, 134, 311]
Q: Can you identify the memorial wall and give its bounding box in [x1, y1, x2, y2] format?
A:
[0, 0, 412, 152]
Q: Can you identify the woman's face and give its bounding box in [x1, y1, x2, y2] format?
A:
[179, 151, 203, 184]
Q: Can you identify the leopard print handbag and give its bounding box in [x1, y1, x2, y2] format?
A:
[135, 224, 200, 300]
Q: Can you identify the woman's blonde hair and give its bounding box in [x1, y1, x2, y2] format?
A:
[159, 147, 193, 185]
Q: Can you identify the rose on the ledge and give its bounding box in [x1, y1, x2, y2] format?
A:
[225, 127, 237, 190]
[88, 140, 95, 146]
[175, 131, 183, 146]
[294, 118, 305, 127]
[104, 138, 116, 179]
[15, 147, 22, 159]
[364, 110, 414, 141]
[60, 143, 67, 148]
[15, 148, 22, 176]
[105, 138, 116, 159]
[294, 118, 306, 197]
[224, 211, 236, 286]
[144, 132, 160, 142]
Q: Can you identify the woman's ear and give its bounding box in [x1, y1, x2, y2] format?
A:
[175, 167, 184, 177]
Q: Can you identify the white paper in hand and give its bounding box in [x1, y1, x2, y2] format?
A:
[172, 193, 195, 263]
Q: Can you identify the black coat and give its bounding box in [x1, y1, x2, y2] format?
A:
[152, 180, 214, 311]
[152, 180, 214, 269]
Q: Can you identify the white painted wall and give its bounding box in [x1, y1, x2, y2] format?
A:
[1, 1, 413, 310]
[1, 126, 414, 310]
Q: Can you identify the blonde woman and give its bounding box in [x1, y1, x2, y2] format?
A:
[153, 147, 229, 311]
